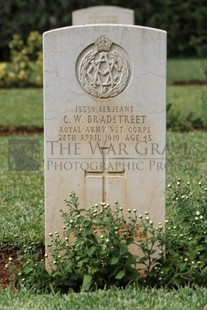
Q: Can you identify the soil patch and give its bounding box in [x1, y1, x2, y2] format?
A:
[170, 81, 207, 86]
[0, 250, 20, 288]
[0, 127, 43, 136]
[0, 246, 44, 288]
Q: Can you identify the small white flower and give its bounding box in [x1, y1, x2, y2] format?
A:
[145, 211, 149, 215]
[139, 215, 143, 219]
[133, 209, 137, 213]
[128, 209, 131, 213]
[196, 211, 200, 216]
[200, 215, 203, 220]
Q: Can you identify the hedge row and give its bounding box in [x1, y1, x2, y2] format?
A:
[0, 0, 207, 60]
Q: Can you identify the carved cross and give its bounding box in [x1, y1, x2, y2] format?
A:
[85, 147, 125, 202]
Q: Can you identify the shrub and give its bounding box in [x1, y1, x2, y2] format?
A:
[8, 193, 163, 293]
[0, 31, 42, 88]
[7, 183, 207, 292]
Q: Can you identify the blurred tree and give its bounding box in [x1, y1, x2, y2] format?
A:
[0, 0, 206, 60]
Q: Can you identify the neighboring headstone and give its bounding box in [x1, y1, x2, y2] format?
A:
[43, 25, 166, 267]
[72, 6, 134, 25]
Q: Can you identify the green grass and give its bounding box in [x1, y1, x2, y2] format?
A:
[0, 86, 206, 129]
[167, 85, 207, 117]
[167, 58, 207, 83]
[0, 88, 43, 128]
[0, 135, 44, 248]
[0, 286, 207, 310]
[167, 85, 207, 130]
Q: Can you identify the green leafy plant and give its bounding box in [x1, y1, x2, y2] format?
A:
[48, 192, 139, 292]
[8, 193, 165, 293]
[147, 180, 207, 288]
[0, 31, 42, 87]
[7, 179, 207, 293]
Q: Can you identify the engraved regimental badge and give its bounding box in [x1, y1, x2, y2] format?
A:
[76, 36, 130, 99]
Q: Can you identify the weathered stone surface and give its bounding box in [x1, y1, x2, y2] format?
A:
[43, 25, 166, 266]
[72, 6, 134, 25]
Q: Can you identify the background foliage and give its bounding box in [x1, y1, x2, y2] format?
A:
[0, 0, 207, 60]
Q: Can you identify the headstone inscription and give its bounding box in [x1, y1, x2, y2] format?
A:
[72, 6, 134, 25]
[43, 25, 166, 267]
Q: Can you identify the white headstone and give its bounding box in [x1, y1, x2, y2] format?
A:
[72, 6, 134, 25]
[43, 25, 166, 267]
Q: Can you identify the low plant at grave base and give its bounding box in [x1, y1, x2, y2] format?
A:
[7, 184, 207, 293]
[8, 193, 164, 293]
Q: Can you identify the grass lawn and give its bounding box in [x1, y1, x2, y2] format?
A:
[0, 88, 43, 129]
[167, 58, 207, 83]
[167, 85, 207, 121]
[1, 286, 207, 310]
[0, 85, 206, 129]
[0, 135, 44, 248]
